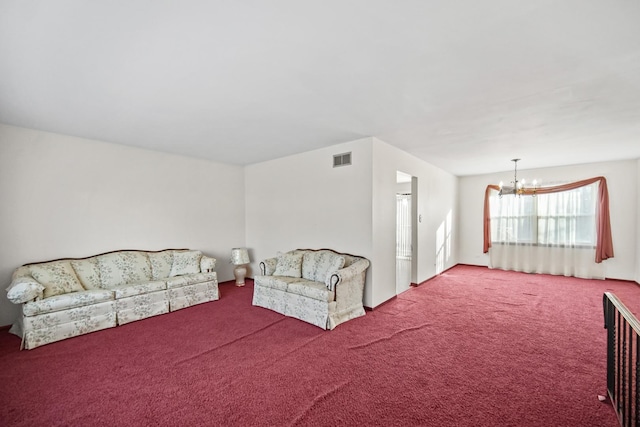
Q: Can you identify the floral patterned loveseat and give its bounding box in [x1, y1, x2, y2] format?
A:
[253, 249, 370, 330]
[6, 249, 218, 349]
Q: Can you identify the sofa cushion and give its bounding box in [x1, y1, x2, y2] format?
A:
[23, 290, 114, 316]
[97, 251, 152, 288]
[71, 258, 102, 290]
[148, 250, 175, 280]
[116, 298, 169, 326]
[273, 252, 303, 278]
[287, 280, 335, 302]
[115, 289, 168, 310]
[168, 281, 219, 311]
[302, 251, 346, 283]
[6, 277, 45, 304]
[111, 280, 167, 299]
[170, 251, 202, 277]
[23, 300, 116, 330]
[165, 272, 217, 289]
[29, 261, 85, 298]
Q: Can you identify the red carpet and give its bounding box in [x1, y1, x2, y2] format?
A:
[1, 265, 639, 426]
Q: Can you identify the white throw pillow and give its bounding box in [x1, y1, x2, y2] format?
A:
[273, 252, 304, 278]
[170, 251, 202, 277]
[6, 277, 45, 304]
[29, 261, 85, 298]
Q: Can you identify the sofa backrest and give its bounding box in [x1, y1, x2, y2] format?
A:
[147, 250, 176, 280]
[301, 250, 344, 282]
[13, 248, 193, 291]
[8, 249, 214, 305]
[95, 251, 153, 288]
[27, 260, 85, 298]
[341, 254, 363, 268]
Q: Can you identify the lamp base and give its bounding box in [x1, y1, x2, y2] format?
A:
[233, 265, 247, 287]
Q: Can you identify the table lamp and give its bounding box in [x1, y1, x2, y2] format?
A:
[230, 248, 250, 286]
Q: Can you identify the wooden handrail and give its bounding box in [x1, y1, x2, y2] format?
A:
[604, 292, 640, 334]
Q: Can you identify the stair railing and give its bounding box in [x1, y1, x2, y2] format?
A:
[603, 292, 639, 427]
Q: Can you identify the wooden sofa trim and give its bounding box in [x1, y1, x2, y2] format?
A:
[22, 248, 190, 266]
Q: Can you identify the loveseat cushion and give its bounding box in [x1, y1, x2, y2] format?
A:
[255, 275, 302, 292]
[97, 251, 152, 288]
[287, 280, 335, 302]
[148, 250, 175, 280]
[302, 250, 346, 283]
[29, 261, 85, 298]
[23, 290, 114, 316]
[273, 252, 304, 278]
[170, 251, 202, 277]
[111, 280, 167, 299]
[165, 272, 217, 289]
[71, 258, 102, 290]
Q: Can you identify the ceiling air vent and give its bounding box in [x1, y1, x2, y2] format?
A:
[333, 152, 352, 168]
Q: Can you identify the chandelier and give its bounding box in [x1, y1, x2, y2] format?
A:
[498, 159, 538, 197]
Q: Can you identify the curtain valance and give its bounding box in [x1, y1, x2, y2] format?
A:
[483, 176, 614, 263]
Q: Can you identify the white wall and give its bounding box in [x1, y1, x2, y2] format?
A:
[245, 137, 374, 302]
[458, 159, 638, 281]
[371, 138, 459, 306]
[0, 124, 245, 326]
[637, 158, 640, 284]
[245, 137, 459, 309]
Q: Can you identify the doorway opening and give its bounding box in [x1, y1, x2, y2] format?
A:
[396, 171, 416, 294]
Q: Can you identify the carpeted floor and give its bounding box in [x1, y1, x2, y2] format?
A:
[1, 265, 639, 426]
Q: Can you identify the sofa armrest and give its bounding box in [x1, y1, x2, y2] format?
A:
[260, 257, 278, 276]
[200, 255, 217, 273]
[6, 276, 45, 304]
[327, 258, 370, 291]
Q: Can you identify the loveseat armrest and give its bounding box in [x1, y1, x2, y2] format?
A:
[200, 255, 217, 273]
[327, 258, 370, 291]
[260, 257, 278, 276]
[6, 276, 45, 304]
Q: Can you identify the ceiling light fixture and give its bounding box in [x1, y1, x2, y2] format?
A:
[498, 159, 538, 197]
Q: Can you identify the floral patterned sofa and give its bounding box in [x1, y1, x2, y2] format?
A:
[253, 249, 370, 330]
[5, 249, 218, 349]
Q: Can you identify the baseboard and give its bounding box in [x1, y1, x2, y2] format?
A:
[412, 263, 464, 287]
[604, 277, 640, 287]
[364, 294, 397, 311]
[367, 264, 466, 309]
[219, 278, 254, 287]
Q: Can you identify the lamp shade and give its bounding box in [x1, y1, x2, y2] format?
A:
[230, 248, 250, 265]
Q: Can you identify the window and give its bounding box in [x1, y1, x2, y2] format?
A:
[490, 182, 597, 248]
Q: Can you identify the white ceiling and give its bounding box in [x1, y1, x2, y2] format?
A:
[1, 1, 640, 176]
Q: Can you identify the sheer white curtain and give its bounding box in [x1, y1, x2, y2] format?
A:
[489, 182, 605, 279]
[396, 194, 412, 259]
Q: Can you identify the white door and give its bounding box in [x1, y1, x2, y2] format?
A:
[396, 172, 413, 294]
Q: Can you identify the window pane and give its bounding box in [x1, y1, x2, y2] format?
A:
[491, 182, 597, 247]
